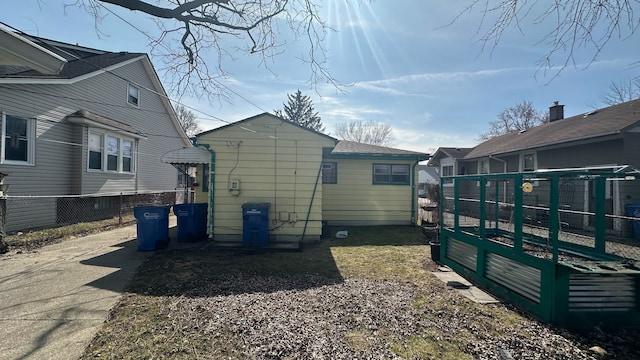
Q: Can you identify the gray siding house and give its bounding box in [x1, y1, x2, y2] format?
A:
[429, 99, 640, 237]
[0, 26, 191, 231]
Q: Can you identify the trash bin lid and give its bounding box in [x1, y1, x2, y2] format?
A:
[242, 202, 271, 209]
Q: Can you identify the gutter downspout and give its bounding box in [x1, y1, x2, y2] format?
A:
[489, 155, 508, 203]
[191, 138, 216, 239]
[300, 161, 323, 250]
[412, 161, 418, 224]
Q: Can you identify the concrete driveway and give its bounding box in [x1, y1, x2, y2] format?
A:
[0, 217, 195, 360]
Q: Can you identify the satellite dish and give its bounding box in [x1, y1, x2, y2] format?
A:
[522, 182, 533, 193]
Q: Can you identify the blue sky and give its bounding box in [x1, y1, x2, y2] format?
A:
[3, 1, 639, 153]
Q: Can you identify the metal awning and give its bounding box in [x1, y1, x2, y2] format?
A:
[161, 146, 210, 165]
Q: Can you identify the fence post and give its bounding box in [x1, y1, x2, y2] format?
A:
[0, 172, 8, 254]
[119, 192, 123, 225]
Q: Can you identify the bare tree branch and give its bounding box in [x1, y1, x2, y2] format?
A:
[334, 120, 395, 147]
[453, 0, 640, 79]
[600, 75, 640, 105]
[478, 100, 548, 141]
[72, 0, 340, 102]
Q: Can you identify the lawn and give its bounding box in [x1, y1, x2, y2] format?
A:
[81, 226, 638, 359]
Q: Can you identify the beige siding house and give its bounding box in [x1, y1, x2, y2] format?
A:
[322, 141, 427, 226]
[175, 113, 428, 248]
[0, 27, 191, 231]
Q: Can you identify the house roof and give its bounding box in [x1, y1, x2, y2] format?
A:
[327, 140, 430, 161]
[0, 30, 144, 79]
[66, 109, 146, 139]
[465, 98, 640, 159]
[196, 112, 338, 142]
[419, 167, 440, 184]
[426, 147, 472, 166]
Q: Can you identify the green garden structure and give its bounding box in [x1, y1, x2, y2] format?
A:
[439, 167, 640, 328]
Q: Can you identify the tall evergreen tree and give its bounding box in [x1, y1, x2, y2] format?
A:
[275, 90, 325, 132]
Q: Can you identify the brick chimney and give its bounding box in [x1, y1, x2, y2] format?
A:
[549, 101, 564, 122]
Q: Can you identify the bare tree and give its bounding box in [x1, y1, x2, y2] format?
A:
[452, 1, 640, 78]
[334, 120, 395, 147]
[275, 90, 325, 132]
[73, 0, 336, 101]
[478, 100, 548, 141]
[601, 76, 640, 105]
[174, 104, 202, 137]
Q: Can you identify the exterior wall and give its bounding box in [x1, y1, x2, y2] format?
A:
[194, 115, 336, 243]
[322, 158, 418, 226]
[537, 139, 623, 169]
[0, 58, 188, 231]
[623, 131, 640, 170]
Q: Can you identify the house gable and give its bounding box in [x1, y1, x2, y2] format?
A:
[194, 113, 337, 242]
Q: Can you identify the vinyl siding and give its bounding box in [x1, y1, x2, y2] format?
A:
[0, 58, 188, 231]
[194, 115, 335, 242]
[322, 158, 417, 225]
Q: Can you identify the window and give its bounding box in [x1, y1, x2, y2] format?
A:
[521, 153, 536, 171]
[1, 113, 35, 165]
[477, 158, 491, 186]
[106, 136, 119, 171]
[478, 159, 489, 174]
[128, 84, 140, 106]
[322, 162, 337, 184]
[442, 165, 454, 185]
[88, 130, 134, 173]
[373, 164, 410, 185]
[88, 133, 103, 170]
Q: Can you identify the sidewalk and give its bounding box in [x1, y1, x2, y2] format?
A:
[0, 216, 199, 360]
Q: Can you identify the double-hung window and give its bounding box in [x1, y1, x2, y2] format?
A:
[373, 164, 410, 185]
[88, 130, 135, 173]
[128, 84, 140, 107]
[1, 113, 35, 165]
[441, 165, 454, 185]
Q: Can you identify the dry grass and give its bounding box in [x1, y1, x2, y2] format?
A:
[80, 225, 639, 359]
[5, 215, 135, 251]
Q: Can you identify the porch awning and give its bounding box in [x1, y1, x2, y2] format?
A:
[161, 146, 211, 165]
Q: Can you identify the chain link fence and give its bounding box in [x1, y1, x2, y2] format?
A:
[4, 190, 194, 233]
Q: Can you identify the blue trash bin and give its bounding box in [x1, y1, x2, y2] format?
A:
[625, 204, 640, 240]
[242, 203, 270, 247]
[133, 206, 170, 251]
[173, 203, 208, 242]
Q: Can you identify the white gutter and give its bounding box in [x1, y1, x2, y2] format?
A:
[0, 26, 67, 75]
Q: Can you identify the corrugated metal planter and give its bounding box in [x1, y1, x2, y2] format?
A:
[439, 169, 640, 328]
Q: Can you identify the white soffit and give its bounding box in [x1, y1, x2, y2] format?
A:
[0, 26, 67, 75]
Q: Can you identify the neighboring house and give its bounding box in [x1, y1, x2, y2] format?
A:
[417, 165, 440, 197]
[429, 99, 640, 236]
[163, 113, 429, 246]
[426, 147, 472, 186]
[0, 26, 191, 231]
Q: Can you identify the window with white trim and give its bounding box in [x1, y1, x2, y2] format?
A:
[441, 165, 454, 185]
[128, 84, 140, 106]
[88, 130, 135, 173]
[1, 113, 35, 165]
